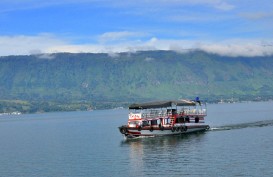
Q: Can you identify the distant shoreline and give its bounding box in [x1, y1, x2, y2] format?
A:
[1, 99, 272, 115]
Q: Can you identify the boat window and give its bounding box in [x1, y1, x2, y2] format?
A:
[142, 121, 150, 126]
[177, 117, 185, 123]
[129, 121, 141, 126]
[164, 118, 170, 124]
[128, 121, 136, 127]
[167, 109, 172, 116]
[151, 120, 158, 125]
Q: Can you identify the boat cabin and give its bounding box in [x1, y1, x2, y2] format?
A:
[127, 100, 207, 128]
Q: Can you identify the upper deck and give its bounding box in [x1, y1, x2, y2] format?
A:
[128, 100, 207, 120]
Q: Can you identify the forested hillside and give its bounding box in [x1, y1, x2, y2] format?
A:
[1, 50, 273, 113]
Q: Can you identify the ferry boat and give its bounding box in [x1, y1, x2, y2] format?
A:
[118, 99, 210, 138]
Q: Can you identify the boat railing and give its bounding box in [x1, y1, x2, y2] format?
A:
[141, 110, 169, 119]
[181, 108, 207, 116]
[130, 108, 206, 120]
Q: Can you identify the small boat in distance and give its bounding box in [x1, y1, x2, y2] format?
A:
[118, 99, 210, 139]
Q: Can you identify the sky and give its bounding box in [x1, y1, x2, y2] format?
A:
[0, 0, 273, 57]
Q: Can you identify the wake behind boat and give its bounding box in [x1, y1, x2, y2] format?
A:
[118, 99, 210, 139]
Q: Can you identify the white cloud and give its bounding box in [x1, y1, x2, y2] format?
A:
[36, 53, 56, 60]
[0, 0, 235, 14]
[0, 0, 99, 13]
[98, 31, 145, 44]
[50, 38, 273, 57]
[0, 33, 273, 57]
[0, 34, 65, 56]
[107, 52, 120, 58]
[240, 12, 273, 20]
[101, 0, 235, 11]
[143, 38, 273, 57]
[173, 0, 235, 11]
[210, 0, 234, 11]
[197, 40, 273, 57]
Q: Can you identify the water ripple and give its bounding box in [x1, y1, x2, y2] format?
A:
[210, 119, 273, 131]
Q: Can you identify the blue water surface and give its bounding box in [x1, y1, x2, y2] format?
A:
[0, 101, 273, 177]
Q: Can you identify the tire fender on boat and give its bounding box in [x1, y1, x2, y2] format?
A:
[176, 127, 180, 132]
[184, 126, 188, 132]
[171, 127, 175, 132]
[160, 126, 164, 131]
[180, 126, 184, 132]
[138, 126, 142, 131]
[206, 125, 210, 130]
[150, 126, 154, 132]
[119, 127, 127, 134]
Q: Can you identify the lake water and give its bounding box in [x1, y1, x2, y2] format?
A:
[0, 101, 273, 177]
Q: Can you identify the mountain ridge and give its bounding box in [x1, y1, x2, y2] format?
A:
[1, 50, 273, 113]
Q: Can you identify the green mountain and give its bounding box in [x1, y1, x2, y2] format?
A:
[1, 50, 273, 113]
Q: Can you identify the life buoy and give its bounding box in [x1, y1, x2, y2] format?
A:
[150, 126, 154, 132]
[171, 127, 175, 132]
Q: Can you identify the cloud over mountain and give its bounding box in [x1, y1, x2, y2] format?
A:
[0, 33, 272, 57]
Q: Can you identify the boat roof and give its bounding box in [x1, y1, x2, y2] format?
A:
[129, 100, 196, 109]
